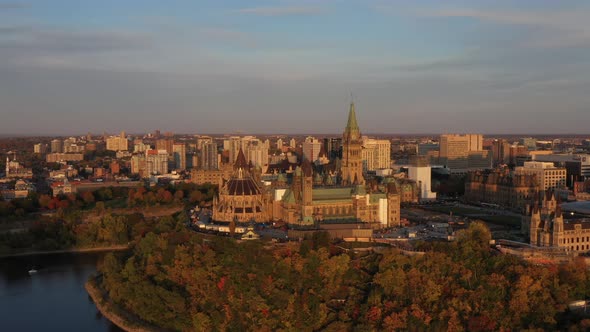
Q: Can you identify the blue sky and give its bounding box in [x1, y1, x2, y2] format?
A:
[1, 0, 589, 135]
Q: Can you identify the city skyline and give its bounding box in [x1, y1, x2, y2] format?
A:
[1, 0, 590, 135]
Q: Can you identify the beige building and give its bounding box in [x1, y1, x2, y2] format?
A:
[440, 134, 488, 172]
[362, 137, 391, 171]
[515, 161, 566, 190]
[191, 165, 233, 186]
[46, 153, 84, 163]
[106, 131, 128, 151]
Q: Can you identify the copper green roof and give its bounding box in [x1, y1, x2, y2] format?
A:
[282, 189, 296, 203]
[369, 193, 387, 204]
[312, 187, 353, 202]
[343, 102, 361, 140]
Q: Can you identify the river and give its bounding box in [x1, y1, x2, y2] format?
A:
[0, 252, 123, 332]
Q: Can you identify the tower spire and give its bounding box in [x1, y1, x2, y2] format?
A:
[344, 100, 360, 141]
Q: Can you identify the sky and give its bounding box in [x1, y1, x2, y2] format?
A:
[1, 0, 589, 136]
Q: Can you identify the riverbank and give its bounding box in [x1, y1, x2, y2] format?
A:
[86, 277, 162, 332]
[0, 245, 130, 258]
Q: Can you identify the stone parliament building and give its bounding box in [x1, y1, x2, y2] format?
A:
[212, 103, 401, 228]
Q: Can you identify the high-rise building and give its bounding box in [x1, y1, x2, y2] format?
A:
[196, 136, 213, 151]
[323, 137, 342, 159]
[156, 138, 174, 154]
[34, 143, 48, 154]
[247, 141, 269, 172]
[201, 142, 218, 170]
[225, 136, 242, 165]
[146, 150, 168, 175]
[492, 139, 511, 165]
[173, 143, 187, 170]
[51, 139, 63, 153]
[362, 137, 391, 171]
[341, 102, 364, 185]
[440, 134, 486, 172]
[289, 138, 297, 149]
[106, 131, 129, 151]
[302, 136, 322, 162]
[131, 155, 146, 176]
[134, 141, 151, 153]
[407, 156, 436, 201]
[276, 138, 284, 150]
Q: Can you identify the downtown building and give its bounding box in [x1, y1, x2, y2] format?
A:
[362, 137, 391, 171]
[439, 134, 491, 173]
[106, 131, 129, 151]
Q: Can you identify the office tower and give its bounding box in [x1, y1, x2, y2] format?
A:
[362, 137, 391, 170]
[156, 138, 174, 154]
[492, 139, 511, 165]
[247, 140, 269, 171]
[51, 139, 63, 153]
[173, 143, 187, 170]
[515, 161, 567, 190]
[225, 136, 242, 165]
[302, 136, 322, 162]
[323, 137, 342, 159]
[146, 150, 168, 175]
[196, 136, 213, 151]
[289, 138, 296, 149]
[201, 142, 218, 170]
[418, 142, 439, 156]
[106, 131, 129, 151]
[439, 134, 486, 172]
[34, 143, 48, 154]
[134, 141, 151, 153]
[276, 138, 284, 150]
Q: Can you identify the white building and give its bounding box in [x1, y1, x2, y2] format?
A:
[302, 136, 322, 162]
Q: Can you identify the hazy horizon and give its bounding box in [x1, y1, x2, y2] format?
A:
[1, 1, 589, 135]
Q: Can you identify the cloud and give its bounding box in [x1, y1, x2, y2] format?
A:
[421, 8, 590, 48]
[237, 6, 323, 16]
[197, 27, 258, 48]
[0, 2, 27, 10]
[0, 26, 153, 71]
[0, 27, 151, 53]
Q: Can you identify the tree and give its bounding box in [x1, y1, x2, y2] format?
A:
[82, 191, 95, 205]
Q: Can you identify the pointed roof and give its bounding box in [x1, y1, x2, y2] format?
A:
[343, 102, 361, 140]
[234, 148, 248, 169]
[346, 102, 359, 131]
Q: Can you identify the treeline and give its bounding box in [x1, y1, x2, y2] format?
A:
[0, 182, 217, 220]
[0, 211, 187, 255]
[97, 222, 590, 331]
